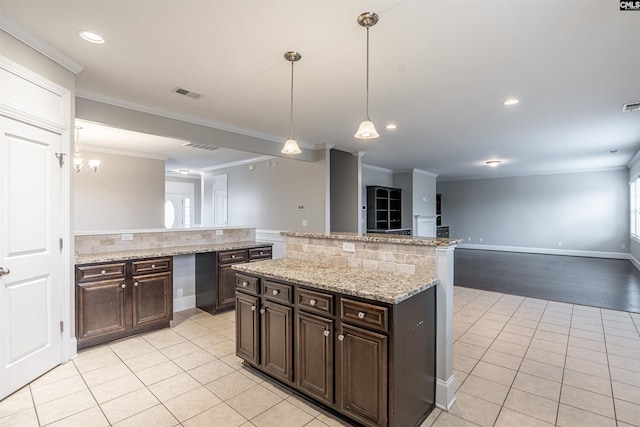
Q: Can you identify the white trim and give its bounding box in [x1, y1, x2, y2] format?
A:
[437, 166, 628, 183]
[75, 89, 317, 150]
[361, 163, 394, 173]
[395, 168, 439, 178]
[256, 229, 285, 259]
[629, 253, 640, 273]
[81, 144, 169, 161]
[628, 149, 640, 169]
[435, 376, 456, 411]
[0, 13, 83, 74]
[173, 295, 196, 313]
[200, 155, 275, 172]
[66, 338, 78, 360]
[458, 243, 630, 259]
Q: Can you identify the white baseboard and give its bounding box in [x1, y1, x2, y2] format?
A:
[67, 338, 77, 360]
[435, 376, 456, 411]
[630, 253, 640, 272]
[458, 243, 630, 260]
[174, 295, 196, 313]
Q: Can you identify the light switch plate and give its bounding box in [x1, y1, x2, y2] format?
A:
[121, 233, 133, 241]
[216, 229, 223, 235]
[342, 242, 355, 252]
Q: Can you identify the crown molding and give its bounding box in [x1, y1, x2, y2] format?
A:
[76, 88, 316, 150]
[362, 163, 394, 173]
[413, 168, 439, 178]
[437, 166, 628, 182]
[199, 155, 276, 172]
[0, 13, 83, 74]
[81, 144, 168, 161]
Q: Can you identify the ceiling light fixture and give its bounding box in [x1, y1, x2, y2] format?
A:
[354, 12, 380, 140]
[179, 169, 190, 175]
[485, 160, 502, 168]
[385, 124, 397, 130]
[78, 31, 104, 44]
[503, 98, 519, 106]
[74, 127, 101, 173]
[281, 51, 302, 155]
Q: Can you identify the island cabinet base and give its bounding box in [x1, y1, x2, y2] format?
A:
[235, 272, 436, 427]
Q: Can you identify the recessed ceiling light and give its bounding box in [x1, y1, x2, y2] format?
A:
[178, 169, 190, 175]
[485, 160, 502, 168]
[78, 31, 104, 44]
[385, 124, 397, 130]
[503, 99, 519, 106]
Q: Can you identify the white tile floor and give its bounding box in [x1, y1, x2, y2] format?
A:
[1, 286, 639, 426]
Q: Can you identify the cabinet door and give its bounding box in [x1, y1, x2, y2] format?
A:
[218, 264, 240, 310]
[236, 292, 260, 366]
[76, 278, 128, 342]
[296, 311, 334, 405]
[261, 300, 293, 383]
[337, 323, 388, 427]
[132, 272, 172, 329]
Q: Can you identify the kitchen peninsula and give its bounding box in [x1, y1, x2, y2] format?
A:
[233, 231, 460, 426]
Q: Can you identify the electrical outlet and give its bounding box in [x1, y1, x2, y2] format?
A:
[621, 244, 626, 249]
[558, 241, 562, 246]
[343, 242, 355, 252]
[467, 237, 471, 242]
[121, 233, 133, 241]
[479, 237, 483, 243]
[215, 229, 223, 235]
[302, 220, 308, 227]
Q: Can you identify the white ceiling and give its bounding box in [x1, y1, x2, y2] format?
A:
[2, 0, 639, 180]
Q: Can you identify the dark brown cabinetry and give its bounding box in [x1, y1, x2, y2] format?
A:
[235, 272, 436, 427]
[367, 186, 403, 232]
[76, 257, 173, 349]
[196, 246, 272, 314]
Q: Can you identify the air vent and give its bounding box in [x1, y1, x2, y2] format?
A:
[173, 87, 202, 99]
[182, 142, 218, 151]
[623, 102, 640, 112]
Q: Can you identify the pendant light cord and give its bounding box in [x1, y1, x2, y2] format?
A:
[365, 26, 370, 119]
[289, 60, 294, 140]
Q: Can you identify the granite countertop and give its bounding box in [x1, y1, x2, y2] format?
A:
[280, 231, 461, 247]
[76, 241, 272, 264]
[233, 258, 438, 304]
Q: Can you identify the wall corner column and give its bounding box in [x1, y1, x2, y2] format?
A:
[435, 245, 456, 410]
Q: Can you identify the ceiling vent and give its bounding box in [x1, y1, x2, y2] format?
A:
[622, 102, 640, 112]
[182, 142, 218, 151]
[173, 87, 202, 99]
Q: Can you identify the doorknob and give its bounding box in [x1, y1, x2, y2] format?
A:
[0, 267, 10, 276]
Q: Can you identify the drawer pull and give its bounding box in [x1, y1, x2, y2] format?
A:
[231, 255, 236, 258]
[309, 299, 317, 306]
[357, 311, 366, 319]
[260, 308, 265, 314]
[151, 264, 156, 269]
[338, 334, 344, 341]
[242, 281, 248, 287]
[101, 270, 106, 275]
[121, 283, 126, 289]
[134, 282, 139, 287]
[323, 330, 330, 337]
[272, 289, 279, 295]
[259, 251, 264, 255]
[251, 305, 256, 311]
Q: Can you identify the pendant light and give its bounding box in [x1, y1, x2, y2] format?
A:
[281, 51, 302, 154]
[355, 12, 380, 140]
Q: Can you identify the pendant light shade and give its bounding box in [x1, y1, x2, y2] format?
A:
[281, 51, 302, 155]
[355, 12, 379, 140]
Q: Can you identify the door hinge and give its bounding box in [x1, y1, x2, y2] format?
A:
[55, 153, 65, 168]
[59, 238, 63, 251]
[60, 321, 64, 333]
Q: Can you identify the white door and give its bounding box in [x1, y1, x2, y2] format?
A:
[0, 116, 63, 399]
[214, 189, 227, 227]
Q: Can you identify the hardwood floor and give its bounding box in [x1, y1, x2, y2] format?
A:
[454, 249, 640, 313]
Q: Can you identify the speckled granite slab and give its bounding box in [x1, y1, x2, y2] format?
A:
[280, 231, 461, 246]
[233, 258, 438, 304]
[76, 241, 272, 264]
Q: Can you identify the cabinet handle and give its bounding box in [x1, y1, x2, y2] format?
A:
[134, 282, 139, 287]
[121, 284, 126, 289]
[260, 308, 265, 314]
[231, 255, 236, 258]
[151, 264, 156, 269]
[272, 289, 279, 295]
[357, 311, 366, 319]
[259, 251, 263, 255]
[309, 299, 316, 306]
[242, 281, 248, 287]
[101, 270, 106, 275]
[251, 305, 256, 311]
[338, 334, 344, 341]
[323, 330, 330, 337]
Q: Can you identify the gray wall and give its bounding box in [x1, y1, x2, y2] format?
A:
[393, 172, 413, 230]
[437, 169, 630, 255]
[330, 150, 360, 233]
[75, 151, 165, 231]
[205, 155, 327, 232]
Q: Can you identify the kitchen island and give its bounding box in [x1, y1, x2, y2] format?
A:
[234, 231, 461, 425]
[233, 258, 438, 427]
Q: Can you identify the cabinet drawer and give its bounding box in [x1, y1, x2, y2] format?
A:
[132, 258, 172, 275]
[263, 280, 293, 304]
[219, 250, 247, 264]
[249, 247, 272, 260]
[77, 262, 126, 283]
[236, 273, 260, 295]
[340, 298, 388, 332]
[297, 288, 334, 315]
